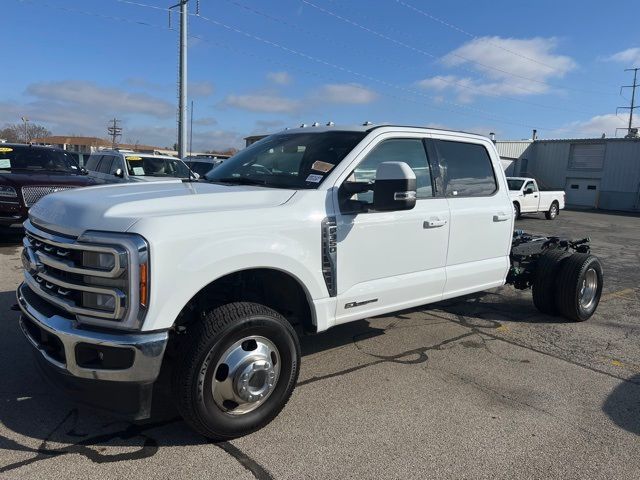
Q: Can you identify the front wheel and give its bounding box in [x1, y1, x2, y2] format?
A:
[513, 202, 521, 219]
[172, 302, 300, 440]
[545, 201, 559, 220]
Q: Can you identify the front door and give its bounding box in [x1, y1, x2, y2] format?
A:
[521, 180, 539, 212]
[429, 136, 513, 299]
[333, 135, 450, 325]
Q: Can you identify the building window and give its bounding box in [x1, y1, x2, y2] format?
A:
[568, 143, 605, 170]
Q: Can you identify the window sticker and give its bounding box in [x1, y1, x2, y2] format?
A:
[126, 156, 142, 161]
[132, 167, 145, 175]
[0, 159, 11, 169]
[0, 147, 13, 153]
[311, 160, 335, 173]
[305, 174, 323, 183]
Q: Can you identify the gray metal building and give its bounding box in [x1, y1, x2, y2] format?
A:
[495, 138, 640, 211]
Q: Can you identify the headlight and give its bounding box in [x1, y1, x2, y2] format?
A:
[83, 251, 117, 270]
[82, 292, 117, 311]
[0, 185, 17, 201]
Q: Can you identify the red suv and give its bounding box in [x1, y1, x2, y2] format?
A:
[0, 144, 100, 230]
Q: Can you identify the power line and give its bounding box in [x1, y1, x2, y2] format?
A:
[224, 0, 596, 116]
[16, 0, 569, 132]
[306, 0, 615, 97]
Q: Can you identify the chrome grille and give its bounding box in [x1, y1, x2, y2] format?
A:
[22, 223, 128, 321]
[21, 186, 75, 207]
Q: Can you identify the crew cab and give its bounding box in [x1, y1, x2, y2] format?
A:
[508, 177, 565, 219]
[0, 144, 99, 230]
[15, 125, 603, 440]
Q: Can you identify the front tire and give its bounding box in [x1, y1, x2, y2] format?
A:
[545, 201, 559, 220]
[554, 254, 603, 322]
[172, 302, 300, 440]
[513, 202, 521, 219]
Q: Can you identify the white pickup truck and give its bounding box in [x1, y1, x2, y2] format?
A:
[16, 124, 603, 440]
[508, 177, 565, 220]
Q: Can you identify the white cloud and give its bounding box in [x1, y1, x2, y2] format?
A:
[193, 117, 218, 126]
[222, 93, 301, 113]
[552, 113, 627, 138]
[189, 80, 215, 97]
[417, 36, 576, 102]
[26, 80, 174, 117]
[607, 47, 640, 66]
[266, 71, 293, 85]
[316, 83, 378, 104]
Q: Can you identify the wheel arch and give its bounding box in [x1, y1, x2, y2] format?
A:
[175, 267, 317, 334]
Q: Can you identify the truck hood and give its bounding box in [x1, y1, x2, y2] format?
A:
[28, 180, 296, 237]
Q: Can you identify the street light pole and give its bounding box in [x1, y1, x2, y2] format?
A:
[21, 116, 29, 143]
[178, 0, 188, 158]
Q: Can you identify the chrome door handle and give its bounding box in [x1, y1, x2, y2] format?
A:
[424, 219, 447, 228]
[493, 213, 511, 222]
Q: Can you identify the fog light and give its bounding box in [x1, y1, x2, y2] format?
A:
[82, 292, 116, 312]
[83, 251, 116, 270]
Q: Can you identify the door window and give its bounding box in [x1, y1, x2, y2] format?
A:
[84, 155, 102, 171]
[434, 140, 497, 197]
[346, 138, 433, 206]
[97, 156, 114, 174]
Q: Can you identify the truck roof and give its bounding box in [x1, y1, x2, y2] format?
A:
[274, 123, 491, 141]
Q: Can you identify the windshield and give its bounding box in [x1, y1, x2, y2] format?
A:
[205, 131, 367, 189]
[125, 155, 190, 178]
[187, 161, 219, 177]
[0, 146, 80, 173]
[507, 179, 525, 190]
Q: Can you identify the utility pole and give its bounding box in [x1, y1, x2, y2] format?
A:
[170, 0, 189, 158]
[21, 116, 29, 143]
[107, 118, 122, 148]
[189, 100, 194, 156]
[617, 67, 639, 138]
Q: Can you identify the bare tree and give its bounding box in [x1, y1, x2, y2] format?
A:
[0, 122, 52, 143]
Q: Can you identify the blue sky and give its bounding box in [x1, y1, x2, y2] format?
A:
[2, 0, 639, 150]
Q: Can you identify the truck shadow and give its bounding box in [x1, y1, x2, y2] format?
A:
[602, 374, 640, 436]
[0, 286, 587, 474]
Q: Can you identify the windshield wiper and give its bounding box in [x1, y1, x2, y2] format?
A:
[212, 177, 268, 186]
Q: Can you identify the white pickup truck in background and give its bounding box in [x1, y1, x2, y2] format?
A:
[508, 177, 565, 220]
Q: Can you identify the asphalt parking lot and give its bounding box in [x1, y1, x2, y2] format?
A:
[0, 209, 638, 479]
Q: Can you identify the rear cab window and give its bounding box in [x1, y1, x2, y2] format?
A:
[433, 139, 498, 197]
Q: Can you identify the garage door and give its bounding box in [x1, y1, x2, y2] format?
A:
[565, 178, 600, 207]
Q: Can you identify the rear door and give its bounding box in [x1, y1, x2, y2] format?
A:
[430, 135, 513, 299]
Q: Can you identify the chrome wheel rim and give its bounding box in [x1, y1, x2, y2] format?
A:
[579, 268, 598, 310]
[211, 336, 280, 415]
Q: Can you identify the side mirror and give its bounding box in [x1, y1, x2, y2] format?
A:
[373, 161, 417, 211]
[114, 168, 124, 178]
[524, 187, 534, 195]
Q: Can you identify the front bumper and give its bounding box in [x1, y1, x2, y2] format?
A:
[16, 282, 169, 417]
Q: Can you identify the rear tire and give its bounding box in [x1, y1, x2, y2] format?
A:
[545, 201, 559, 220]
[554, 254, 603, 322]
[172, 302, 300, 440]
[532, 248, 571, 315]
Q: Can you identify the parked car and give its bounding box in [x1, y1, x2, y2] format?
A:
[0, 144, 99, 230]
[17, 124, 603, 441]
[85, 150, 194, 183]
[508, 177, 565, 219]
[183, 154, 231, 177]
